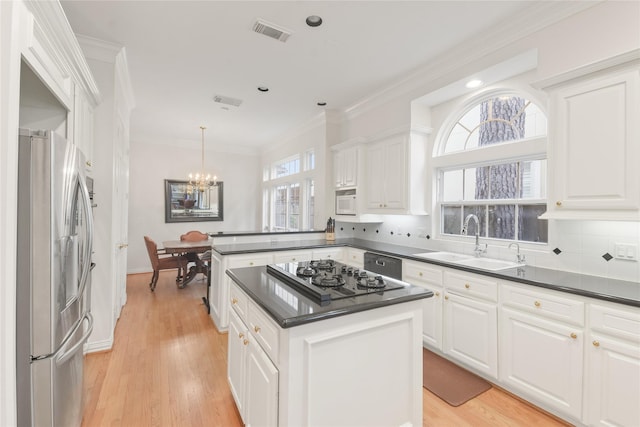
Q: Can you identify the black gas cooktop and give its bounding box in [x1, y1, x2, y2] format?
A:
[266, 259, 407, 303]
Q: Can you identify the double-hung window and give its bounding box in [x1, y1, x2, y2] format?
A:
[434, 93, 548, 243]
[263, 150, 315, 231]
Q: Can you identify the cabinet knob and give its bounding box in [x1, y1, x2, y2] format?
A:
[86, 160, 92, 167]
[556, 201, 562, 207]
[254, 326, 261, 333]
[593, 340, 600, 347]
[444, 296, 449, 300]
[292, 258, 296, 261]
[379, 204, 383, 208]
[249, 262, 254, 266]
[435, 291, 440, 297]
[238, 332, 244, 339]
[419, 272, 423, 277]
[464, 283, 470, 289]
[243, 339, 249, 346]
[570, 332, 577, 339]
[231, 298, 238, 304]
[534, 301, 541, 307]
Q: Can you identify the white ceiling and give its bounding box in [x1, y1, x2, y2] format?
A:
[59, 1, 579, 152]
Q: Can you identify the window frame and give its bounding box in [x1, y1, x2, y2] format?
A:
[432, 89, 549, 247]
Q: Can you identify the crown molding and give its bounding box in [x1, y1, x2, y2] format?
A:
[24, 0, 102, 105]
[342, 1, 601, 122]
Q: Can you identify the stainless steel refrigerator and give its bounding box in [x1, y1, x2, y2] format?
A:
[16, 129, 94, 427]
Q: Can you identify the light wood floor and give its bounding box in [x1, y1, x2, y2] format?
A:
[82, 271, 572, 427]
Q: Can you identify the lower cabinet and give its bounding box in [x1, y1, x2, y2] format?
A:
[443, 270, 498, 378]
[228, 289, 279, 426]
[403, 260, 443, 350]
[585, 303, 640, 427]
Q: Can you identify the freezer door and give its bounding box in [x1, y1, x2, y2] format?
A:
[31, 312, 93, 427]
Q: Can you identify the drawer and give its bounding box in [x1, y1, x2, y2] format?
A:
[345, 248, 364, 267]
[590, 303, 640, 343]
[273, 250, 312, 263]
[248, 301, 280, 364]
[403, 260, 443, 286]
[227, 253, 273, 268]
[445, 270, 497, 302]
[312, 247, 344, 261]
[229, 282, 249, 322]
[502, 284, 585, 326]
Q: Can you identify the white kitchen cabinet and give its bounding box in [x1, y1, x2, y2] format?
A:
[210, 252, 273, 331]
[72, 84, 95, 173]
[585, 303, 640, 426]
[443, 270, 498, 378]
[228, 286, 279, 426]
[538, 51, 640, 221]
[365, 130, 428, 214]
[403, 260, 443, 350]
[272, 250, 312, 264]
[345, 247, 365, 268]
[333, 146, 358, 188]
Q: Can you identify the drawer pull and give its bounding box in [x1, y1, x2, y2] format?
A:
[243, 339, 249, 346]
[570, 333, 577, 339]
[238, 332, 244, 339]
[556, 201, 562, 207]
[593, 340, 600, 347]
[292, 258, 296, 261]
[464, 283, 470, 289]
[419, 272, 423, 277]
[254, 326, 261, 333]
[534, 301, 541, 307]
[231, 298, 238, 305]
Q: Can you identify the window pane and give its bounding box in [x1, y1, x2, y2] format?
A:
[518, 204, 548, 243]
[488, 205, 515, 239]
[441, 205, 462, 235]
[489, 163, 518, 199]
[523, 102, 547, 139]
[464, 167, 489, 201]
[274, 186, 287, 229]
[442, 170, 463, 201]
[520, 160, 547, 199]
[463, 206, 486, 237]
[288, 183, 300, 230]
[307, 179, 315, 229]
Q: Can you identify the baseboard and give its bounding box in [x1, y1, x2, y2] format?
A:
[85, 338, 113, 354]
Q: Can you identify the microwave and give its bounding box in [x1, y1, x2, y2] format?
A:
[335, 189, 357, 215]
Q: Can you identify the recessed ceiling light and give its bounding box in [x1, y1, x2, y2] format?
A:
[317, 101, 327, 106]
[306, 15, 323, 27]
[257, 86, 269, 92]
[465, 79, 484, 89]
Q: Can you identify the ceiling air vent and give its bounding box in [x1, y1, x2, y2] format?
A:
[213, 95, 243, 108]
[252, 19, 292, 42]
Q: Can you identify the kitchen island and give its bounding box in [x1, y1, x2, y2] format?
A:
[226, 264, 432, 427]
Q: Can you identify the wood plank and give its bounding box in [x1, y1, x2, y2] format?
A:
[82, 271, 571, 427]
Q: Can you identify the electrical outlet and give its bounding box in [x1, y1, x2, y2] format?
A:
[614, 243, 638, 261]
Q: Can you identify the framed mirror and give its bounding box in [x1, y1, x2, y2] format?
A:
[164, 179, 223, 223]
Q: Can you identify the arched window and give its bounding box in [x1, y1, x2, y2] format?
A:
[433, 92, 548, 243]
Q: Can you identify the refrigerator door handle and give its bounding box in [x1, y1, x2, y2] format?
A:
[76, 171, 94, 300]
[55, 312, 93, 367]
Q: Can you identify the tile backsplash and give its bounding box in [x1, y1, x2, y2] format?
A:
[337, 216, 640, 283]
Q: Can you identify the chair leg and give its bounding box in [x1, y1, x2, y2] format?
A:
[150, 270, 159, 291]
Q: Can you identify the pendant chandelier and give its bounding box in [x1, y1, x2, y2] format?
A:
[187, 126, 217, 194]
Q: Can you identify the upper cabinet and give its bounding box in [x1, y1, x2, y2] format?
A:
[71, 85, 95, 172]
[364, 129, 429, 215]
[334, 145, 358, 188]
[537, 50, 640, 221]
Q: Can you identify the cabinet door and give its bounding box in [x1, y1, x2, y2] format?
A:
[334, 150, 345, 187]
[420, 284, 443, 350]
[548, 69, 640, 217]
[334, 147, 357, 188]
[366, 143, 387, 209]
[500, 308, 583, 420]
[228, 309, 248, 420]
[586, 333, 640, 427]
[382, 137, 407, 210]
[246, 339, 279, 427]
[443, 291, 497, 378]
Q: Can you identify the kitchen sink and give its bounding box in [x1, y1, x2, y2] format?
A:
[412, 252, 473, 262]
[454, 257, 524, 271]
[412, 251, 524, 271]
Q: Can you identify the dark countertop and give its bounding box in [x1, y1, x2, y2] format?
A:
[226, 266, 433, 328]
[214, 238, 640, 307]
[208, 230, 320, 238]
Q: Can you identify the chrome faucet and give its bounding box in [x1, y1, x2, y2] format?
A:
[462, 214, 487, 257]
[509, 242, 526, 263]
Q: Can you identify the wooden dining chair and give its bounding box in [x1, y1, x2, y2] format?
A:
[180, 230, 209, 280]
[143, 236, 188, 291]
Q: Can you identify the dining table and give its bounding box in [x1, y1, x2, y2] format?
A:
[162, 238, 213, 312]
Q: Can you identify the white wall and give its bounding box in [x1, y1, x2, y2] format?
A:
[127, 140, 261, 273]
